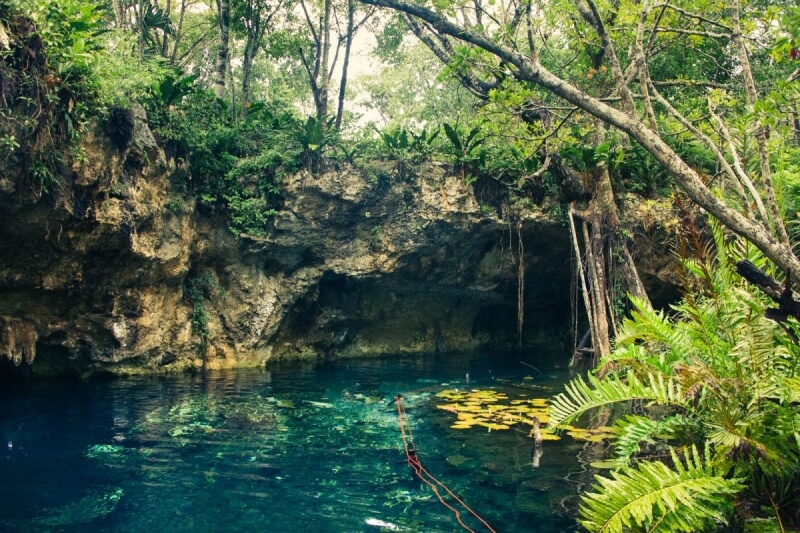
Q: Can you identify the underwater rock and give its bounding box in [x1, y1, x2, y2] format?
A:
[445, 454, 472, 467]
[365, 518, 402, 530]
[32, 487, 124, 526]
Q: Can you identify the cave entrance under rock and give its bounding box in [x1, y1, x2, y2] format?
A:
[268, 226, 575, 360]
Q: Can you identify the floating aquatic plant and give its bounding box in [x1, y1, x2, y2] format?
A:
[435, 388, 617, 444]
[434, 388, 560, 439]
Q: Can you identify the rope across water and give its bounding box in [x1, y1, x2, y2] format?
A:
[393, 394, 496, 533]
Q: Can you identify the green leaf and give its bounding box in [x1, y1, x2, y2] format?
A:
[549, 372, 686, 427]
[579, 445, 743, 533]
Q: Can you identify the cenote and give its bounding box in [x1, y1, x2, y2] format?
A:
[0, 351, 601, 532]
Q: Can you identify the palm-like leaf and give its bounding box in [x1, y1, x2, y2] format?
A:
[549, 373, 686, 427]
[579, 445, 743, 533]
[612, 415, 684, 466]
[558, 221, 800, 528]
[610, 298, 690, 371]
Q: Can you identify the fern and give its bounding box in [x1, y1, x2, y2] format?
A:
[549, 373, 686, 427]
[559, 222, 800, 528]
[579, 445, 743, 533]
[612, 415, 684, 466]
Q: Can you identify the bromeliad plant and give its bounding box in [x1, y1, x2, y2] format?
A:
[375, 125, 440, 178]
[442, 122, 484, 183]
[550, 222, 800, 532]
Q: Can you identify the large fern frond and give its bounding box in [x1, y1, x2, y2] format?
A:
[549, 373, 687, 427]
[706, 402, 800, 477]
[579, 445, 743, 533]
[612, 298, 690, 366]
[612, 414, 686, 466]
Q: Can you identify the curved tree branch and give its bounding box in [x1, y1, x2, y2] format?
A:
[359, 0, 800, 276]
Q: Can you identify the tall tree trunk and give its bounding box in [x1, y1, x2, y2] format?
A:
[161, 0, 172, 57]
[335, 0, 356, 130]
[169, 0, 187, 65]
[567, 166, 650, 364]
[240, 0, 259, 118]
[136, 0, 145, 60]
[594, 166, 649, 304]
[112, 0, 126, 29]
[241, 44, 255, 117]
[583, 216, 612, 361]
[731, 0, 789, 246]
[318, 0, 332, 120]
[214, 0, 230, 99]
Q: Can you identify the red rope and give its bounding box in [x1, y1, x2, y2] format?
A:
[394, 395, 497, 533]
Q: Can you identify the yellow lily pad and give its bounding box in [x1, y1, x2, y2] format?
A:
[539, 433, 562, 441]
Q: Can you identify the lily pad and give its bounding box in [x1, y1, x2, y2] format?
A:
[589, 461, 618, 469]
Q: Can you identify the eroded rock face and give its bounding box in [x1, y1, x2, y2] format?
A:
[0, 121, 575, 377]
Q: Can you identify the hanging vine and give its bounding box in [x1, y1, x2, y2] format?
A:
[517, 217, 525, 347]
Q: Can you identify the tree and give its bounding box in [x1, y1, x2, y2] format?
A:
[354, 42, 482, 128]
[108, 0, 216, 71]
[359, 0, 800, 281]
[213, 0, 230, 98]
[297, 0, 375, 128]
[232, 0, 290, 117]
[363, 0, 665, 359]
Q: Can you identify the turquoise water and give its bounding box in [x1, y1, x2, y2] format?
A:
[1, 353, 592, 532]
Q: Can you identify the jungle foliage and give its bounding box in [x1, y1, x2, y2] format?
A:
[550, 222, 800, 531]
[0, 0, 690, 224]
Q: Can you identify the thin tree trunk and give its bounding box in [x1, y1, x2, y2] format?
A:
[594, 166, 650, 305]
[229, 60, 236, 120]
[568, 204, 600, 361]
[318, 0, 332, 120]
[162, 0, 171, 57]
[709, 106, 771, 226]
[136, 0, 144, 60]
[794, 108, 800, 146]
[240, 0, 261, 117]
[112, 0, 126, 29]
[731, 0, 789, 245]
[170, 0, 188, 65]
[335, 0, 356, 130]
[649, 83, 750, 211]
[582, 217, 612, 361]
[241, 45, 255, 117]
[214, 0, 230, 99]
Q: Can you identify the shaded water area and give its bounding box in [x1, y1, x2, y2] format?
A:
[1, 352, 597, 532]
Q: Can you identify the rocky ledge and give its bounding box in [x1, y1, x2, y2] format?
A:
[0, 117, 583, 377]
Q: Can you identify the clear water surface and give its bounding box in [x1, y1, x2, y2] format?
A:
[1, 352, 597, 532]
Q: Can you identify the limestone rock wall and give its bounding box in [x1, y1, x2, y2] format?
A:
[0, 121, 575, 377]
